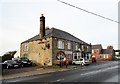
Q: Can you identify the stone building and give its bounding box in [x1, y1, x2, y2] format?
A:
[20, 14, 92, 66]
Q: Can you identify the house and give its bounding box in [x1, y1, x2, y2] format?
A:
[100, 49, 113, 61]
[20, 14, 92, 66]
[92, 44, 114, 61]
[92, 44, 102, 61]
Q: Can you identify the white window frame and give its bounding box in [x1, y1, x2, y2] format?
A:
[82, 45, 84, 51]
[75, 43, 78, 50]
[58, 40, 64, 49]
[67, 42, 71, 49]
[73, 53, 78, 60]
[104, 55, 105, 58]
[24, 43, 28, 52]
[106, 55, 108, 59]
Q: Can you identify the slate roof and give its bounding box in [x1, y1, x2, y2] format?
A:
[92, 44, 102, 49]
[101, 49, 112, 54]
[22, 28, 88, 44]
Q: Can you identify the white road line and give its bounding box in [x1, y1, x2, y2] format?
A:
[51, 78, 64, 82]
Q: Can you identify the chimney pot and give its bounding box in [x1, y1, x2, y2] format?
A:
[41, 14, 44, 17]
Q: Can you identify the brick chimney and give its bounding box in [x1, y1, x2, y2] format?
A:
[40, 14, 45, 39]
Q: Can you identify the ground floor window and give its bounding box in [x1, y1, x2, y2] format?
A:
[67, 54, 72, 60]
[23, 54, 28, 58]
[106, 55, 108, 59]
[73, 52, 82, 60]
[100, 55, 102, 58]
[73, 53, 77, 60]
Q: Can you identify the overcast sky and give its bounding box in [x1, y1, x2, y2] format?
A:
[0, 0, 119, 56]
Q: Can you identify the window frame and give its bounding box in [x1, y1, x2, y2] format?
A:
[67, 42, 71, 50]
[75, 43, 78, 50]
[23, 43, 28, 52]
[58, 40, 65, 49]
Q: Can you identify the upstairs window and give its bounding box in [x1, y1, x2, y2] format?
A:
[58, 40, 64, 49]
[82, 45, 84, 51]
[67, 42, 71, 49]
[87, 46, 89, 51]
[23, 44, 28, 52]
[75, 43, 78, 50]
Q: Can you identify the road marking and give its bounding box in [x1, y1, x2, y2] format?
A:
[51, 78, 64, 82]
[80, 66, 118, 76]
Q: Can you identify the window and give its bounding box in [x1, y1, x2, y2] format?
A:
[87, 46, 88, 49]
[67, 42, 71, 49]
[82, 45, 84, 51]
[67, 55, 72, 60]
[24, 44, 28, 52]
[75, 43, 78, 50]
[74, 56, 77, 60]
[58, 40, 64, 49]
[106, 55, 108, 59]
[104, 55, 105, 58]
[87, 46, 89, 51]
[24, 54, 28, 58]
[96, 49, 99, 53]
[74, 53, 77, 59]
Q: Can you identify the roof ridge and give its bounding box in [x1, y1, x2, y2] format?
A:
[22, 27, 89, 45]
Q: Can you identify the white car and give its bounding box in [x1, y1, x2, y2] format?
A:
[72, 58, 91, 66]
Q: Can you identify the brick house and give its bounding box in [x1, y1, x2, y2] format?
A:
[92, 44, 114, 61]
[20, 14, 92, 66]
[92, 44, 102, 61]
[100, 49, 113, 61]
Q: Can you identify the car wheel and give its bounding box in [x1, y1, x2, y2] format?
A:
[7, 66, 9, 69]
[81, 63, 84, 66]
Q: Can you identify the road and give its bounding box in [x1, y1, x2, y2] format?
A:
[2, 61, 120, 84]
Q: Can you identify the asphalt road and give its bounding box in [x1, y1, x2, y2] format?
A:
[2, 61, 120, 84]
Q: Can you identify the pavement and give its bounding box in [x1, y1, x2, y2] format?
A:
[1, 65, 81, 80]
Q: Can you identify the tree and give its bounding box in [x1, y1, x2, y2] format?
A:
[107, 45, 113, 50]
[2, 51, 17, 62]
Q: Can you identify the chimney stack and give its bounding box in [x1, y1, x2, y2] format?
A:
[40, 14, 45, 39]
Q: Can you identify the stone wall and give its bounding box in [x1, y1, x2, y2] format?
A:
[21, 37, 52, 66]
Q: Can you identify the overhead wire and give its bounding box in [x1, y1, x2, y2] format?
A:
[57, 0, 120, 24]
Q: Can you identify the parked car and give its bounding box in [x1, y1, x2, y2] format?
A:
[15, 57, 32, 67]
[72, 58, 91, 66]
[1, 60, 19, 69]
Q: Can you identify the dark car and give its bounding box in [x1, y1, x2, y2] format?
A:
[2, 60, 19, 69]
[16, 58, 32, 67]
